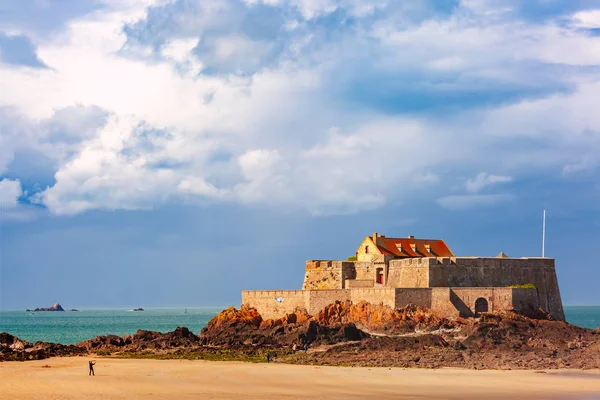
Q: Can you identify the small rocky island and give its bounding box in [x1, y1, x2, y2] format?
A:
[26, 303, 65, 312]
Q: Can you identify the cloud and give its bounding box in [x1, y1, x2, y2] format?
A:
[0, 178, 39, 221]
[1, 0, 600, 217]
[570, 9, 600, 29]
[0, 32, 46, 68]
[465, 172, 513, 193]
[436, 194, 515, 210]
[0, 178, 22, 207]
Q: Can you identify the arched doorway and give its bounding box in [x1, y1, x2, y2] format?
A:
[474, 298, 488, 316]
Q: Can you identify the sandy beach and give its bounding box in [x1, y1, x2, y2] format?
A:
[0, 358, 599, 399]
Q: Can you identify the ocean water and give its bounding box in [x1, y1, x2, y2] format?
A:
[0, 308, 221, 345]
[0, 306, 598, 345]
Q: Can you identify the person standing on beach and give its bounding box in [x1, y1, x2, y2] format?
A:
[89, 360, 96, 376]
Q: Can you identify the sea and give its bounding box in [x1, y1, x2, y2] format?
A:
[0, 306, 599, 345]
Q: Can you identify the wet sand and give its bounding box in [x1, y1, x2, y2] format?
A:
[1, 357, 600, 399]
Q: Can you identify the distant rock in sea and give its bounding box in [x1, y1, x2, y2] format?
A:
[31, 303, 65, 312]
[69, 309, 79, 312]
[133, 308, 144, 312]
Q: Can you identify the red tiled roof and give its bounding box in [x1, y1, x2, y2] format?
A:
[375, 236, 454, 258]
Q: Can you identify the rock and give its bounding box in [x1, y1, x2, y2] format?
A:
[33, 303, 65, 312]
[453, 341, 467, 350]
[313, 301, 450, 334]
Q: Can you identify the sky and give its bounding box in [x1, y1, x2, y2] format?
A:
[1, 0, 600, 309]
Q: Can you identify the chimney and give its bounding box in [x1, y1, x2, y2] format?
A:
[408, 235, 414, 239]
[372, 232, 378, 244]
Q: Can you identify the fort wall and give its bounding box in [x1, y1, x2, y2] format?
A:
[350, 288, 397, 308]
[394, 288, 433, 309]
[388, 258, 431, 288]
[242, 287, 539, 320]
[353, 261, 378, 282]
[307, 290, 351, 314]
[302, 261, 355, 290]
[428, 258, 564, 320]
[241, 290, 309, 320]
[346, 279, 374, 288]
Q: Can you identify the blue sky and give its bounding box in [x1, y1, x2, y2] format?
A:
[1, 0, 600, 309]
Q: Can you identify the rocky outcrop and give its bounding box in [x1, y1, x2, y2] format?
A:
[77, 327, 201, 353]
[3, 302, 600, 369]
[199, 305, 367, 348]
[313, 301, 451, 334]
[0, 333, 84, 361]
[1, 326, 201, 361]
[29, 303, 65, 312]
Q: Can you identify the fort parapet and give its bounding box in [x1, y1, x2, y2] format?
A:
[242, 233, 565, 320]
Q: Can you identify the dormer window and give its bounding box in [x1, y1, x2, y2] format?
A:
[365, 245, 369, 254]
[410, 243, 418, 254]
[396, 243, 403, 253]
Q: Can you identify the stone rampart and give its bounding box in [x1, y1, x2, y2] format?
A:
[307, 290, 351, 314]
[350, 288, 397, 308]
[387, 258, 432, 288]
[241, 290, 309, 320]
[242, 286, 539, 320]
[394, 288, 433, 309]
[428, 257, 564, 320]
[302, 260, 355, 290]
[345, 279, 374, 288]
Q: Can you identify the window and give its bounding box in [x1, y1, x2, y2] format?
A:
[365, 245, 369, 254]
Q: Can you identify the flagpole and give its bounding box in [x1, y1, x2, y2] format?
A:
[542, 210, 546, 258]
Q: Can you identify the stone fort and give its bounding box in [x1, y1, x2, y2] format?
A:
[242, 233, 565, 321]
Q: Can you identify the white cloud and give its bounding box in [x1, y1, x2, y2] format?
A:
[0, 178, 40, 221]
[465, 172, 513, 193]
[0, 178, 22, 208]
[570, 9, 600, 29]
[1, 1, 600, 216]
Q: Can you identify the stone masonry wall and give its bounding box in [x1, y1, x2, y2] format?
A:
[394, 288, 433, 309]
[387, 258, 431, 288]
[353, 261, 378, 282]
[241, 290, 309, 320]
[428, 258, 564, 320]
[431, 288, 457, 317]
[445, 287, 538, 318]
[302, 261, 349, 290]
[450, 288, 513, 317]
[350, 288, 396, 308]
[511, 288, 541, 314]
[345, 279, 374, 288]
[308, 290, 351, 314]
[242, 287, 538, 320]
